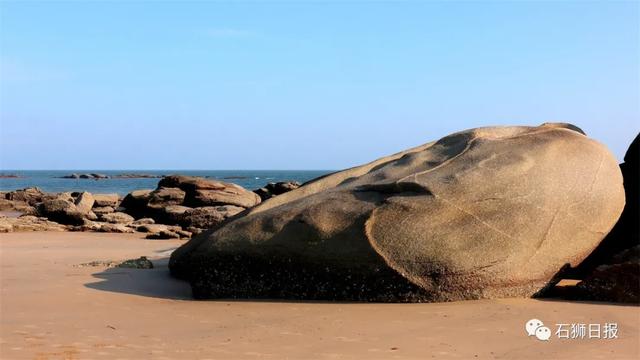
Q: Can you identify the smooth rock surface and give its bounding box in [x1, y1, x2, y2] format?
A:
[170, 124, 625, 301]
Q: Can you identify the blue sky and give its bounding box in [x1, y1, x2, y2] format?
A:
[0, 1, 638, 170]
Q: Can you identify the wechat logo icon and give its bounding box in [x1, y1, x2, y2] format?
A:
[526, 319, 551, 341]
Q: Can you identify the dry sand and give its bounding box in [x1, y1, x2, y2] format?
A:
[1, 232, 638, 360]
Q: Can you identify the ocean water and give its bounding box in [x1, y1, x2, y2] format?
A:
[0, 170, 332, 195]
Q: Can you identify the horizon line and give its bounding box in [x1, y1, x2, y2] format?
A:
[0, 169, 336, 172]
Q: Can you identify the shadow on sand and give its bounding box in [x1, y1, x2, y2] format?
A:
[84, 247, 636, 306]
[84, 247, 193, 300]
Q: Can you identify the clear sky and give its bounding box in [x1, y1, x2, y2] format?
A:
[0, 1, 638, 170]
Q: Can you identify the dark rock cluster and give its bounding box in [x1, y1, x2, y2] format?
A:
[254, 181, 301, 201]
[1, 175, 299, 238]
[564, 133, 639, 303]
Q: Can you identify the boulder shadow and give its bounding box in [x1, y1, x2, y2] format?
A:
[533, 297, 639, 308]
[84, 257, 193, 300]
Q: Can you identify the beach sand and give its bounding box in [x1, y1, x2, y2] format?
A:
[1, 232, 638, 359]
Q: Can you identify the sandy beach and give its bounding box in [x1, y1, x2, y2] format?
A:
[0, 232, 638, 359]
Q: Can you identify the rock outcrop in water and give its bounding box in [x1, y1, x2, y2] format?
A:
[170, 123, 625, 302]
[254, 181, 301, 201]
[58, 173, 163, 179]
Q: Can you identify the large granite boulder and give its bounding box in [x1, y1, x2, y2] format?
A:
[158, 175, 261, 208]
[170, 123, 625, 301]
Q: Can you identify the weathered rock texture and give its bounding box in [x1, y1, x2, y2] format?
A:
[0, 215, 67, 232]
[74, 192, 95, 214]
[38, 199, 86, 225]
[93, 193, 120, 207]
[158, 175, 261, 208]
[4, 187, 52, 205]
[118, 176, 259, 231]
[170, 123, 625, 302]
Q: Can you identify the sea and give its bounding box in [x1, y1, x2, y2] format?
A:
[0, 170, 332, 195]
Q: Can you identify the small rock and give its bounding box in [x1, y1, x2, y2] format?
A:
[92, 206, 115, 216]
[98, 223, 134, 233]
[74, 192, 95, 214]
[132, 217, 155, 225]
[146, 230, 181, 239]
[254, 181, 301, 201]
[186, 226, 204, 236]
[56, 192, 75, 203]
[136, 224, 171, 233]
[93, 193, 120, 207]
[117, 256, 154, 269]
[85, 211, 98, 221]
[100, 212, 135, 224]
[176, 229, 193, 239]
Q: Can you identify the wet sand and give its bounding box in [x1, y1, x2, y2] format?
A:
[1, 232, 638, 359]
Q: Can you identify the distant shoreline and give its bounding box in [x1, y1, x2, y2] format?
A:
[0, 170, 331, 196]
